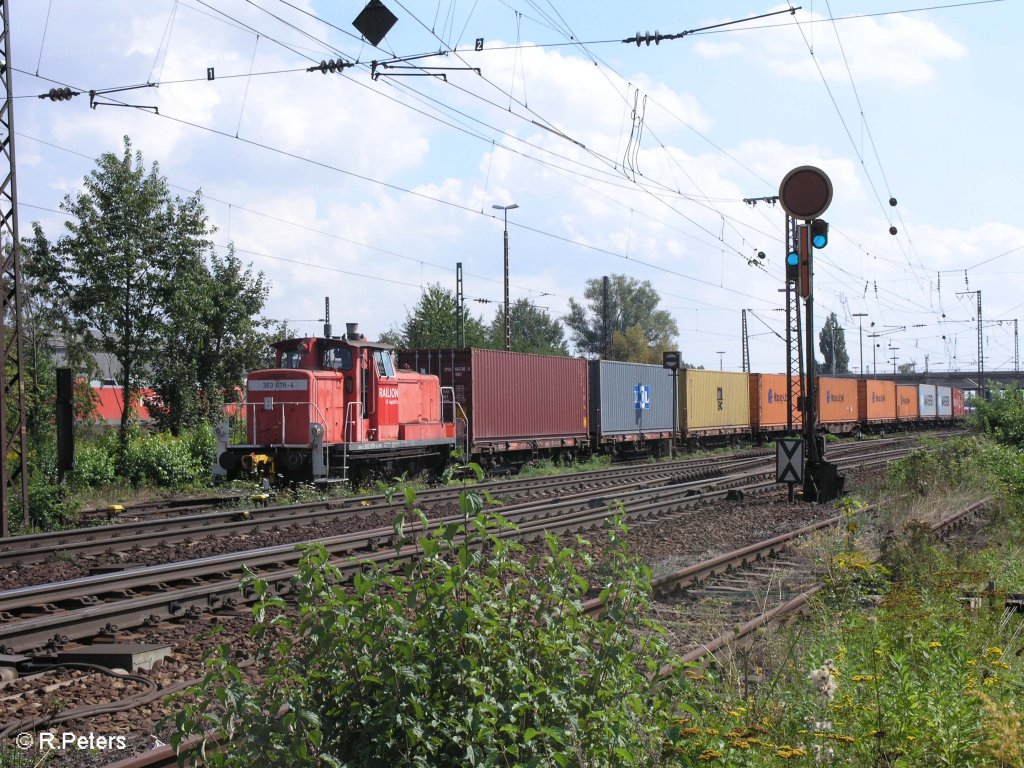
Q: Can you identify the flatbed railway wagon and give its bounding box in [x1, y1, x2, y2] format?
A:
[588, 360, 675, 457]
[937, 385, 954, 423]
[817, 376, 859, 434]
[896, 384, 919, 426]
[215, 324, 456, 484]
[857, 379, 898, 432]
[397, 348, 590, 467]
[918, 384, 938, 422]
[953, 388, 965, 418]
[679, 369, 750, 447]
[749, 373, 802, 441]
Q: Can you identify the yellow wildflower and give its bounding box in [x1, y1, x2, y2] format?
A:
[698, 749, 723, 761]
[929, 641, 942, 649]
[775, 746, 807, 758]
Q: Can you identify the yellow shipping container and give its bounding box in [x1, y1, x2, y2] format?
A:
[680, 369, 751, 436]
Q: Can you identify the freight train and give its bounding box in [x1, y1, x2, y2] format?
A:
[213, 324, 966, 484]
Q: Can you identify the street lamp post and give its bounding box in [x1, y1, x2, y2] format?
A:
[852, 313, 868, 375]
[716, 351, 725, 371]
[868, 332, 883, 375]
[492, 203, 519, 352]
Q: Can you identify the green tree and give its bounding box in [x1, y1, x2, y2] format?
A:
[172, 499, 692, 766]
[146, 247, 269, 433]
[26, 137, 213, 451]
[21, 226, 100, 429]
[564, 274, 678, 359]
[818, 312, 850, 374]
[382, 283, 488, 348]
[488, 299, 568, 355]
[255, 320, 296, 370]
[607, 324, 683, 365]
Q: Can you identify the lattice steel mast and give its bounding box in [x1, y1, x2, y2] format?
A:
[1, 0, 30, 536]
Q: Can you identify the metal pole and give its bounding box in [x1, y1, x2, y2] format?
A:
[670, 369, 677, 460]
[489, 201, 516, 352]
[502, 220, 510, 351]
[741, 310, 750, 373]
[1007, 319, 1015, 378]
[977, 291, 983, 399]
[1, 0, 31, 535]
[716, 351, 725, 371]
[456, 262, 464, 347]
[852, 313, 868, 376]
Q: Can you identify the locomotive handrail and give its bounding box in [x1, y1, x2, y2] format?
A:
[342, 400, 363, 481]
[228, 399, 329, 447]
[441, 386, 469, 462]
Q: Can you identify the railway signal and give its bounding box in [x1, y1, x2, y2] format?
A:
[785, 247, 799, 283]
[810, 218, 829, 249]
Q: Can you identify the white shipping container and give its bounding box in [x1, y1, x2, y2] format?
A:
[918, 384, 937, 419]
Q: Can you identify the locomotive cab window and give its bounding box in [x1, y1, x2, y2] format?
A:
[324, 347, 352, 371]
[374, 350, 395, 378]
[280, 350, 304, 369]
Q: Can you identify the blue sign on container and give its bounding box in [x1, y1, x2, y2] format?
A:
[634, 384, 651, 410]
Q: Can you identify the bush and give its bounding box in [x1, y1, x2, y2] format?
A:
[119, 430, 207, 488]
[70, 442, 117, 488]
[172, 498, 693, 766]
[9, 473, 78, 532]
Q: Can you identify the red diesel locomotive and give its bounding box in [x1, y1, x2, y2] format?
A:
[215, 323, 456, 484]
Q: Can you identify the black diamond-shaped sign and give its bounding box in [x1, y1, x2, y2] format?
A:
[353, 0, 398, 47]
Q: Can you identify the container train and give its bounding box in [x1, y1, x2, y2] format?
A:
[214, 325, 966, 484]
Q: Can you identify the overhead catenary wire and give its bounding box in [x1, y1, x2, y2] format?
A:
[18, 0, 1015, 370]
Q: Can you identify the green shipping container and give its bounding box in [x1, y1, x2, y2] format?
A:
[679, 369, 751, 437]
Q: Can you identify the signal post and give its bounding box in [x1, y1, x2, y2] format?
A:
[778, 166, 844, 503]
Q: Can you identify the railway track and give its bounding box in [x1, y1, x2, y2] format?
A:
[0, 439, 915, 653]
[0, 436, 940, 765]
[96, 494, 993, 768]
[0, 436, 919, 574]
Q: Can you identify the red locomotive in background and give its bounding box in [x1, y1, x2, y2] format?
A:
[215, 322, 456, 484]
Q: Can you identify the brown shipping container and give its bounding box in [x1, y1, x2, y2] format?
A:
[817, 376, 858, 426]
[952, 388, 965, 418]
[857, 379, 897, 423]
[749, 373, 803, 433]
[396, 348, 588, 449]
[680, 369, 750, 436]
[896, 385, 919, 420]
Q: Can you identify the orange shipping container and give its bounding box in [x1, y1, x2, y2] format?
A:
[858, 379, 897, 423]
[817, 376, 858, 426]
[897, 385, 919, 420]
[749, 373, 802, 433]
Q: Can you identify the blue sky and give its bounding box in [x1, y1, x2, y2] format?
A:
[10, 0, 1022, 376]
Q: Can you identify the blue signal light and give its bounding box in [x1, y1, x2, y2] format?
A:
[786, 251, 799, 266]
[810, 219, 829, 249]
